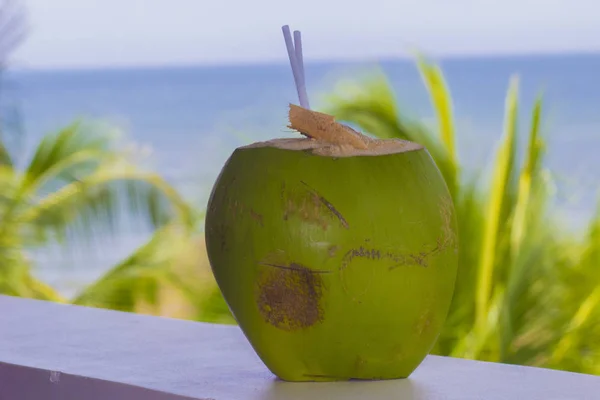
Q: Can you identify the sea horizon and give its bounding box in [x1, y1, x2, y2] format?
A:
[7, 49, 600, 73]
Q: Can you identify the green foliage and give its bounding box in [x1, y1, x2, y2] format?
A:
[323, 56, 600, 375]
[72, 224, 194, 312]
[0, 121, 194, 308]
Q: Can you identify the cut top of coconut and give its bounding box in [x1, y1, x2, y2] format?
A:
[240, 104, 424, 157]
[241, 137, 424, 157]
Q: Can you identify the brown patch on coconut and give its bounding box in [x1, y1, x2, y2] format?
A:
[256, 261, 329, 331]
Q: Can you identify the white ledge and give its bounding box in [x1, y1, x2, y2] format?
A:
[0, 295, 599, 399]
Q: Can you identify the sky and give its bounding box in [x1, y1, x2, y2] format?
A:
[10, 0, 600, 69]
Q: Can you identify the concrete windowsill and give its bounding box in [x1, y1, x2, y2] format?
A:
[0, 295, 598, 400]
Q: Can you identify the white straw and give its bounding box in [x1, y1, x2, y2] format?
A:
[281, 25, 310, 109]
[293, 30, 310, 109]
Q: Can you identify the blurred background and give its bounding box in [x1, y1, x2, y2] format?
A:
[1, 0, 599, 376]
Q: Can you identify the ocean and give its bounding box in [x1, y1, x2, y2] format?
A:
[3, 53, 600, 296]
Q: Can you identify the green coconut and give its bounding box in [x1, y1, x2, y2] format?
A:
[204, 104, 458, 382]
